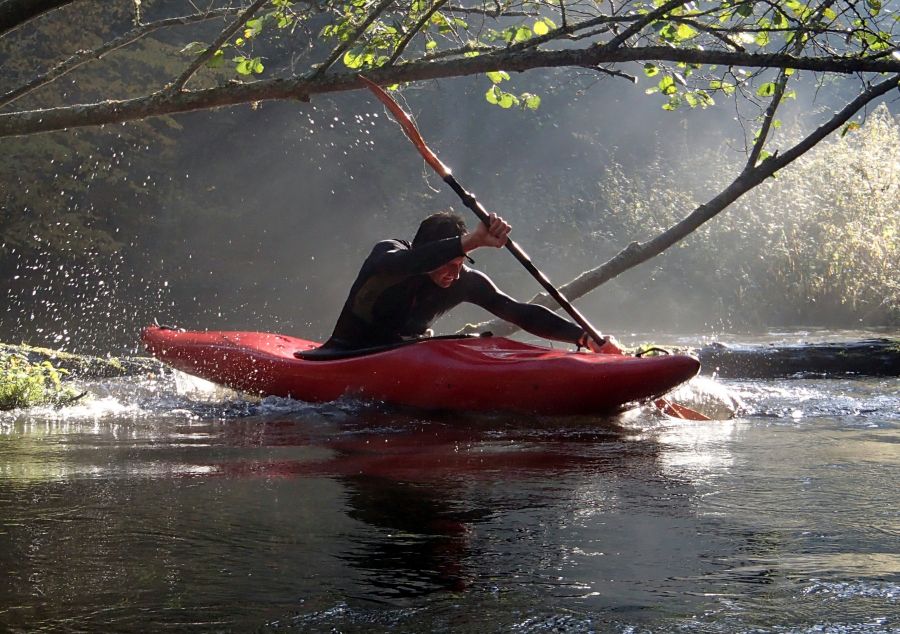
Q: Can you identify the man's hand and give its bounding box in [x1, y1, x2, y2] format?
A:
[461, 213, 511, 252]
[581, 333, 625, 355]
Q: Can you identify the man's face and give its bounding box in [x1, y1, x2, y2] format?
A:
[428, 256, 465, 288]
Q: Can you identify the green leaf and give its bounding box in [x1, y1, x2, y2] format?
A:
[486, 70, 510, 83]
[522, 93, 541, 110]
[245, 17, 264, 38]
[207, 49, 225, 68]
[737, 3, 754, 17]
[235, 56, 254, 75]
[658, 75, 677, 95]
[514, 26, 533, 42]
[426, 40, 438, 50]
[709, 79, 735, 96]
[841, 121, 861, 137]
[676, 23, 698, 39]
[773, 119, 782, 128]
[180, 41, 207, 56]
[644, 63, 660, 77]
[696, 90, 715, 107]
[755, 30, 769, 46]
[533, 20, 549, 36]
[867, 0, 881, 15]
[498, 91, 518, 108]
[343, 50, 364, 69]
[757, 82, 776, 97]
[485, 85, 500, 105]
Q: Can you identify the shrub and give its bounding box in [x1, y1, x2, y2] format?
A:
[0, 350, 79, 410]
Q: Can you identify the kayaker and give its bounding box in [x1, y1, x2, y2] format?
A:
[322, 211, 623, 353]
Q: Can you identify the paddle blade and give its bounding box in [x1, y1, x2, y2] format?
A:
[654, 398, 712, 421]
[359, 75, 450, 178]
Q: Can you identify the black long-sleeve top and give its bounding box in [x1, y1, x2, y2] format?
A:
[323, 237, 584, 350]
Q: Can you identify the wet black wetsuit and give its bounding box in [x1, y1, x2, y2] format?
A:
[322, 237, 584, 350]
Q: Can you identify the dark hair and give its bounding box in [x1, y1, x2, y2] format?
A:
[412, 211, 467, 248]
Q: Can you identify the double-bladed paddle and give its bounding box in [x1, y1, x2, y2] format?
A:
[359, 75, 710, 421]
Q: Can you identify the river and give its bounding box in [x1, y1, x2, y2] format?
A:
[1, 334, 898, 632]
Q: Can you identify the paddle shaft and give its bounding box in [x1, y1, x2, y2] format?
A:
[443, 174, 605, 345]
[358, 75, 603, 346]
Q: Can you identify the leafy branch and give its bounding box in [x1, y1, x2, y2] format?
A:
[170, 0, 270, 92]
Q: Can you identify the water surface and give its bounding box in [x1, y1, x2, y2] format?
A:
[1, 368, 897, 632]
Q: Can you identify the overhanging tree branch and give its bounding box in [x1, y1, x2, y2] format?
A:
[2, 46, 897, 138]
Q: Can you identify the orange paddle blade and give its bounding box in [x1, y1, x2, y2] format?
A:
[654, 398, 711, 421]
[359, 75, 450, 178]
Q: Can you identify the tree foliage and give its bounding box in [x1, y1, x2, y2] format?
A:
[0, 0, 896, 138]
[0, 348, 77, 410]
[585, 104, 899, 327]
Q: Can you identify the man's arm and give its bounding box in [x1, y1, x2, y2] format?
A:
[463, 270, 584, 345]
[371, 238, 465, 276]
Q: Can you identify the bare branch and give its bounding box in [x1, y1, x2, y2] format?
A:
[746, 69, 788, 168]
[442, 6, 532, 17]
[170, 0, 270, 92]
[388, 0, 449, 65]
[602, 0, 690, 50]
[668, 17, 745, 51]
[591, 66, 637, 82]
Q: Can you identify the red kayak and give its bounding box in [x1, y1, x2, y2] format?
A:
[141, 326, 700, 415]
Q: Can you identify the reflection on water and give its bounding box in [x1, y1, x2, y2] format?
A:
[0, 373, 898, 632]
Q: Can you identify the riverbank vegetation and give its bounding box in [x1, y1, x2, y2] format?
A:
[0, 349, 78, 410]
[594, 103, 899, 329]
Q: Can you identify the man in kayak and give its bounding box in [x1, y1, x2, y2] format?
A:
[322, 211, 622, 353]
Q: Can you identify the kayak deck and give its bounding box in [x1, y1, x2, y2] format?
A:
[141, 326, 701, 415]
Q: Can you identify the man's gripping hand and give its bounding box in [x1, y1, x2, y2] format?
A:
[462, 213, 511, 252]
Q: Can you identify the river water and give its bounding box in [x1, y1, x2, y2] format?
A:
[1, 338, 898, 632]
